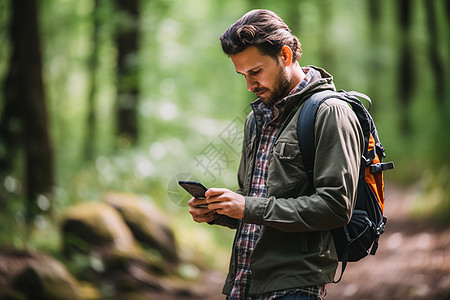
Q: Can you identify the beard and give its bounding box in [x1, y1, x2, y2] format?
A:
[256, 66, 291, 106]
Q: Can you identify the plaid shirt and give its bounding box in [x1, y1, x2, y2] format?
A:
[228, 69, 326, 300]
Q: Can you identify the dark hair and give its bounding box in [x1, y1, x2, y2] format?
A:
[220, 9, 302, 62]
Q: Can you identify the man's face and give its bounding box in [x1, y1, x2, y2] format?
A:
[230, 46, 291, 105]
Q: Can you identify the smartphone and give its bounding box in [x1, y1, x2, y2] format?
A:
[178, 180, 209, 208]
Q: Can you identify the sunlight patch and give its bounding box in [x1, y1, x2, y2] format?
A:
[190, 118, 221, 136]
[96, 156, 111, 174]
[37, 195, 51, 211]
[4, 176, 20, 193]
[150, 142, 166, 160]
[135, 157, 154, 178]
[158, 102, 178, 121]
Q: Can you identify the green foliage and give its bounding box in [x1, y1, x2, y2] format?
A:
[0, 0, 450, 272]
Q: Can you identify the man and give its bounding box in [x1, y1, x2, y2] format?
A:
[188, 9, 363, 300]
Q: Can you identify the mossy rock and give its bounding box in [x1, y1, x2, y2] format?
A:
[104, 192, 179, 264]
[0, 249, 82, 300]
[0, 289, 27, 300]
[12, 257, 82, 300]
[61, 202, 141, 258]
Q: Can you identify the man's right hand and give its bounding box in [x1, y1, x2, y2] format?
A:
[188, 197, 216, 223]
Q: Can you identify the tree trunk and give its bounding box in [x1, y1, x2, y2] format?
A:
[83, 0, 100, 161]
[445, 0, 450, 110]
[424, 0, 446, 104]
[397, 0, 415, 135]
[285, 3, 301, 38]
[1, 0, 54, 220]
[0, 56, 21, 177]
[115, 0, 140, 146]
[367, 0, 382, 114]
[446, 0, 450, 32]
[319, 0, 335, 72]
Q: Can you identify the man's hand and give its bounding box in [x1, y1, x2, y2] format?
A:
[188, 197, 216, 223]
[188, 188, 245, 223]
[205, 188, 245, 220]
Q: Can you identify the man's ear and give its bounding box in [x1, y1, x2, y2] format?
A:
[280, 45, 293, 67]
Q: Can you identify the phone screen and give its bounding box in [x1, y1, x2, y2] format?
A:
[178, 181, 209, 207]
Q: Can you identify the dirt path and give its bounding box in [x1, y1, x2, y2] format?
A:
[197, 184, 450, 300]
[326, 185, 450, 299]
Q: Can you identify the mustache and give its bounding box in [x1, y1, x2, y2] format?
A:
[253, 87, 268, 94]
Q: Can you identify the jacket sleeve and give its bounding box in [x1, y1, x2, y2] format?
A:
[243, 99, 363, 232]
[207, 214, 239, 229]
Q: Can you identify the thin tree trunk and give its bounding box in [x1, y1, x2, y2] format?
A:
[0, 56, 21, 178]
[446, 0, 450, 38]
[2, 0, 54, 223]
[424, 0, 446, 104]
[445, 0, 450, 110]
[319, 0, 335, 72]
[397, 0, 415, 135]
[84, 0, 100, 161]
[285, 3, 300, 38]
[367, 0, 382, 113]
[115, 0, 140, 146]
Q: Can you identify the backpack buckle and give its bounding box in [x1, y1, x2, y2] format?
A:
[376, 221, 386, 235]
[370, 162, 395, 173]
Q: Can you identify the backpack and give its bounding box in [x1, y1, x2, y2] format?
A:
[250, 89, 394, 282]
[299, 89, 394, 282]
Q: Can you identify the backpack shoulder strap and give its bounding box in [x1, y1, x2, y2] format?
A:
[299, 89, 377, 173]
[297, 90, 339, 184]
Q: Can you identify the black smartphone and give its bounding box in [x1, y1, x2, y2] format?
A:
[178, 180, 209, 208]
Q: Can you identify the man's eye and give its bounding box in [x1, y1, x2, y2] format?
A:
[251, 69, 261, 75]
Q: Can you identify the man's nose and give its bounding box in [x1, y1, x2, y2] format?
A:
[246, 77, 257, 92]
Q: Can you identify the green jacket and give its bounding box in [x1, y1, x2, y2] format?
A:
[211, 67, 363, 295]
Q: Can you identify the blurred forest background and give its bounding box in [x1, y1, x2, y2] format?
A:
[0, 0, 449, 298]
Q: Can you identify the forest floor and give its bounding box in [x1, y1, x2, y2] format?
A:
[151, 184, 450, 300]
[325, 184, 450, 300]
